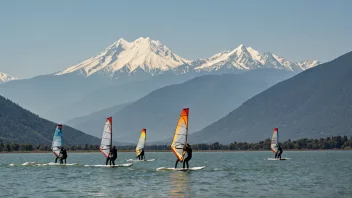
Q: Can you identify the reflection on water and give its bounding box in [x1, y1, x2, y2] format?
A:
[168, 171, 190, 197]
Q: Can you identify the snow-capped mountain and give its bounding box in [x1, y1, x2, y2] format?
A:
[56, 37, 190, 78]
[194, 44, 320, 72]
[55, 37, 320, 78]
[0, 72, 17, 84]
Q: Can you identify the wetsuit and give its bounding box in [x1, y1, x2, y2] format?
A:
[277, 147, 283, 159]
[110, 147, 117, 165]
[140, 150, 145, 160]
[60, 149, 67, 164]
[183, 146, 192, 169]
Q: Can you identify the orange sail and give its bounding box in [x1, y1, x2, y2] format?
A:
[136, 129, 146, 156]
[170, 108, 189, 162]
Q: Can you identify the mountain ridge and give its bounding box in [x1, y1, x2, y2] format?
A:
[189, 51, 352, 144]
[54, 37, 320, 79]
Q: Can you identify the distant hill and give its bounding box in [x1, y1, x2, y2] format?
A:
[0, 95, 100, 145]
[66, 102, 130, 129]
[190, 51, 352, 144]
[69, 69, 294, 142]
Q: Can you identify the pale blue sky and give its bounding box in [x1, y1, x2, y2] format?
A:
[0, 0, 351, 78]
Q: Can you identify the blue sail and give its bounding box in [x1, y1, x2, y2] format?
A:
[52, 125, 63, 157]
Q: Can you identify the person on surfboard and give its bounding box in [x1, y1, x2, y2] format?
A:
[109, 146, 118, 165]
[55, 147, 67, 164]
[60, 147, 67, 164]
[183, 143, 192, 169]
[174, 143, 193, 169]
[137, 148, 145, 160]
[277, 145, 283, 159]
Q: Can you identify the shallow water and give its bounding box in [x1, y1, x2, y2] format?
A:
[0, 151, 351, 197]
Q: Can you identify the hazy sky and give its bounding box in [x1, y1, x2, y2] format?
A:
[0, 0, 351, 78]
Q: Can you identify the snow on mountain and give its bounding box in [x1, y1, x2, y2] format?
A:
[194, 44, 320, 72]
[0, 72, 17, 84]
[56, 37, 191, 78]
[55, 38, 319, 78]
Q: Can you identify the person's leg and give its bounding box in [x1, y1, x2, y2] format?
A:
[112, 157, 116, 165]
[59, 158, 63, 164]
[175, 159, 179, 168]
[183, 157, 190, 169]
[106, 157, 109, 165]
[55, 157, 58, 163]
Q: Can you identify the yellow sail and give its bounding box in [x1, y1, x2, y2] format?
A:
[136, 129, 146, 156]
[170, 108, 189, 162]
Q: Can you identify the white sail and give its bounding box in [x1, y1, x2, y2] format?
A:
[270, 128, 279, 153]
[100, 117, 112, 158]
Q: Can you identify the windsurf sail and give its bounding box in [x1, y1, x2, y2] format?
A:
[100, 117, 112, 158]
[136, 129, 146, 157]
[170, 108, 189, 162]
[52, 125, 63, 157]
[270, 128, 279, 153]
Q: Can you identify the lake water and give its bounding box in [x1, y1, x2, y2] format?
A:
[0, 151, 351, 197]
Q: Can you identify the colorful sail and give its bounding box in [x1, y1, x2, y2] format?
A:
[136, 129, 146, 157]
[52, 125, 63, 157]
[270, 128, 279, 153]
[100, 117, 112, 158]
[170, 108, 189, 162]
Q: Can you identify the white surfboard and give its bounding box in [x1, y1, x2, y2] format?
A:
[126, 159, 155, 162]
[42, 162, 79, 166]
[267, 158, 290, 160]
[21, 162, 37, 166]
[156, 166, 205, 171]
[84, 163, 133, 167]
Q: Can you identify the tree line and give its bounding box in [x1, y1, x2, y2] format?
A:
[1, 136, 352, 152]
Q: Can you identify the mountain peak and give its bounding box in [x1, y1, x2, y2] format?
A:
[0, 72, 17, 84]
[235, 44, 246, 50]
[55, 37, 190, 77]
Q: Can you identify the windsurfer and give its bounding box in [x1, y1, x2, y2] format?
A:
[183, 143, 192, 169]
[60, 147, 67, 164]
[139, 148, 145, 160]
[109, 146, 118, 165]
[277, 145, 283, 159]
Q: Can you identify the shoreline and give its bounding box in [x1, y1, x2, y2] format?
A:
[0, 149, 351, 154]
